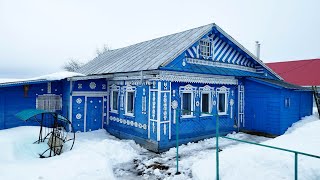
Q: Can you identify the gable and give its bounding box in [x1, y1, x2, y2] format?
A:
[77, 23, 281, 80]
[162, 26, 281, 80]
[186, 33, 255, 68]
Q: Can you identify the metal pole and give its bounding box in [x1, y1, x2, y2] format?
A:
[176, 109, 180, 174]
[295, 152, 298, 180]
[216, 115, 220, 180]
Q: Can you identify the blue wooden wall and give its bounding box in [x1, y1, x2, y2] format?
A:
[158, 82, 237, 151]
[107, 84, 149, 140]
[0, 81, 62, 130]
[68, 78, 108, 132]
[244, 79, 313, 135]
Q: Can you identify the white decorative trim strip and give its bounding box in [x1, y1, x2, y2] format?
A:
[125, 80, 152, 86]
[72, 91, 108, 96]
[159, 75, 238, 85]
[186, 58, 257, 73]
[109, 116, 147, 130]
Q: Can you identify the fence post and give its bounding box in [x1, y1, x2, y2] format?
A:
[176, 109, 179, 174]
[295, 152, 298, 180]
[171, 101, 179, 175]
[216, 115, 220, 180]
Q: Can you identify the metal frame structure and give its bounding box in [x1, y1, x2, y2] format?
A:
[16, 109, 76, 158]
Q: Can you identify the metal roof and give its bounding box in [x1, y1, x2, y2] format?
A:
[267, 59, 320, 86]
[0, 79, 51, 88]
[77, 23, 282, 80]
[248, 77, 311, 91]
[77, 24, 213, 75]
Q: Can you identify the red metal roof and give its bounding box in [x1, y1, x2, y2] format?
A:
[266, 59, 320, 86]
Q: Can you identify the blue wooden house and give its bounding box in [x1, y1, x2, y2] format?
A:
[0, 23, 313, 152]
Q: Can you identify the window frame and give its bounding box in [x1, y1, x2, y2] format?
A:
[179, 84, 197, 118]
[216, 86, 229, 116]
[201, 92, 211, 116]
[285, 97, 291, 108]
[36, 94, 62, 112]
[181, 91, 194, 117]
[109, 85, 120, 114]
[110, 90, 119, 113]
[199, 39, 211, 58]
[125, 89, 135, 117]
[217, 92, 228, 115]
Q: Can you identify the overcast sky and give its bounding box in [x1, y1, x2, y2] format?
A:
[0, 0, 319, 78]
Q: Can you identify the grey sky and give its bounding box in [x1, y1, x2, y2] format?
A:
[0, 0, 319, 78]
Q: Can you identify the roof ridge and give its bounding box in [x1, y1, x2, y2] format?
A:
[100, 23, 214, 54]
[78, 23, 214, 74]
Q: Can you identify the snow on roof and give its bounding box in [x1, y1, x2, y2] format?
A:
[266, 59, 320, 86]
[30, 71, 84, 81]
[0, 71, 84, 86]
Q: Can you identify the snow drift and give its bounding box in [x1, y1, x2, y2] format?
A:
[192, 115, 320, 180]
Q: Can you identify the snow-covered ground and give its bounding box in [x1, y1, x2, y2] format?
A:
[193, 114, 320, 180]
[0, 114, 319, 180]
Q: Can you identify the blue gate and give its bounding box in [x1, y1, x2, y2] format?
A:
[86, 97, 103, 131]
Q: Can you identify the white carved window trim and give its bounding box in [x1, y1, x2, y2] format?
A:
[200, 85, 214, 116]
[216, 86, 230, 115]
[199, 39, 211, 58]
[109, 84, 120, 113]
[124, 85, 136, 117]
[179, 84, 197, 118]
[36, 94, 62, 112]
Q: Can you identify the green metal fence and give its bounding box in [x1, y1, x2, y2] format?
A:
[215, 114, 320, 180]
[173, 109, 320, 180]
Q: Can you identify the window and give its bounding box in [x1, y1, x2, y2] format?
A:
[179, 84, 196, 118]
[36, 94, 62, 112]
[182, 92, 192, 116]
[218, 92, 227, 115]
[110, 90, 119, 112]
[182, 92, 193, 116]
[201, 93, 211, 115]
[110, 85, 120, 113]
[200, 40, 211, 58]
[125, 91, 135, 116]
[285, 98, 290, 108]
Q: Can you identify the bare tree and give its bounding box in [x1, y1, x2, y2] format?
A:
[62, 44, 111, 72]
[63, 59, 84, 72]
[96, 44, 111, 56]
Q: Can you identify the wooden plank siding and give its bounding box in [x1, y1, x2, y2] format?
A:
[244, 79, 313, 136]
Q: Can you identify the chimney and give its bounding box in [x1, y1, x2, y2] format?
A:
[255, 41, 260, 60]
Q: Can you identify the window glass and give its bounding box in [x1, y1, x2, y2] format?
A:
[127, 91, 134, 114]
[202, 93, 209, 114]
[182, 93, 192, 115]
[218, 93, 226, 113]
[285, 98, 290, 108]
[112, 91, 118, 111]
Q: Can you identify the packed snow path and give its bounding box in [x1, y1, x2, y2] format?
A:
[0, 114, 319, 180]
